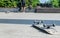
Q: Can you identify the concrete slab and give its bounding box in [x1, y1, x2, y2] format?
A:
[0, 13, 60, 20]
[0, 24, 60, 38]
[0, 13, 59, 38]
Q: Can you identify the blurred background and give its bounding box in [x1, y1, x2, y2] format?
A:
[0, 0, 60, 8]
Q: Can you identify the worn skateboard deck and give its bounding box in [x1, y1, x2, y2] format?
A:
[32, 24, 58, 35]
[44, 28, 58, 35]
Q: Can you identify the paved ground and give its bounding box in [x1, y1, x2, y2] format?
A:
[0, 24, 60, 38]
[0, 13, 60, 20]
[0, 13, 60, 38]
[0, 8, 35, 12]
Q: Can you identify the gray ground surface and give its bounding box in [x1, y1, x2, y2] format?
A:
[0, 8, 35, 12]
[0, 13, 60, 20]
[0, 13, 60, 38]
[0, 24, 60, 38]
